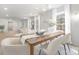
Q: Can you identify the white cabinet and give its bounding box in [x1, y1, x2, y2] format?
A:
[56, 5, 70, 34]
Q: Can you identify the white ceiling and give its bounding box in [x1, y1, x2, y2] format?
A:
[70, 4, 79, 14]
[0, 4, 49, 19]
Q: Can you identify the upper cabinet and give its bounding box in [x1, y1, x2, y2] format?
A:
[56, 5, 70, 34]
[56, 5, 65, 32]
[56, 14, 65, 31]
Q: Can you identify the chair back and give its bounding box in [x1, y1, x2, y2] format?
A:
[1, 38, 21, 46]
[63, 33, 71, 44]
[46, 35, 64, 55]
[1, 38, 29, 55]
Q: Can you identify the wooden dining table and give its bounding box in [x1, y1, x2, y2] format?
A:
[25, 31, 65, 55]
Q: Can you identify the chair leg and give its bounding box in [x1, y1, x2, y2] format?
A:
[58, 50, 60, 55]
[39, 49, 41, 55]
[66, 43, 70, 52]
[63, 44, 67, 55]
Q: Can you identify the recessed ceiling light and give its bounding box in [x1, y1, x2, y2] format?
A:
[6, 14, 9, 17]
[23, 17, 27, 19]
[35, 8, 39, 10]
[42, 8, 47, 11]
[29, 13, 33, 16]
[4, 8, 8, 10]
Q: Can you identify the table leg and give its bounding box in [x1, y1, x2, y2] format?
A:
[30, 44, 34, 55]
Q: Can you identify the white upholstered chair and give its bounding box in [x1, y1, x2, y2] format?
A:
[41, 35, 64, 55]
[61, 33, 71, 54]
[1, 38, 30, 55]
[62, 33, 71, 44]
[61, 33, 79, 55]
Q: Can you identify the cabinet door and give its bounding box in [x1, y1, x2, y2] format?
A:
[56, 14, 65, 31]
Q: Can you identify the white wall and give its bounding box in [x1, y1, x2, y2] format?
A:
[0, 19, 8, 32]
[40, 9, 52, 30]
[0, 18, 19, 32]
[0, 18, 28, 32]
[71, 4, 79, 46]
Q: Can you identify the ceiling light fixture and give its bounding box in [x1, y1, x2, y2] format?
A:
[29, 13, 33, 16]
[6, 14, 9, 17]
[4, 8, 8, 10]
[35, 8, 39, 10]
[42, 8, 47, 11]
[23, 17, 27, 19]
